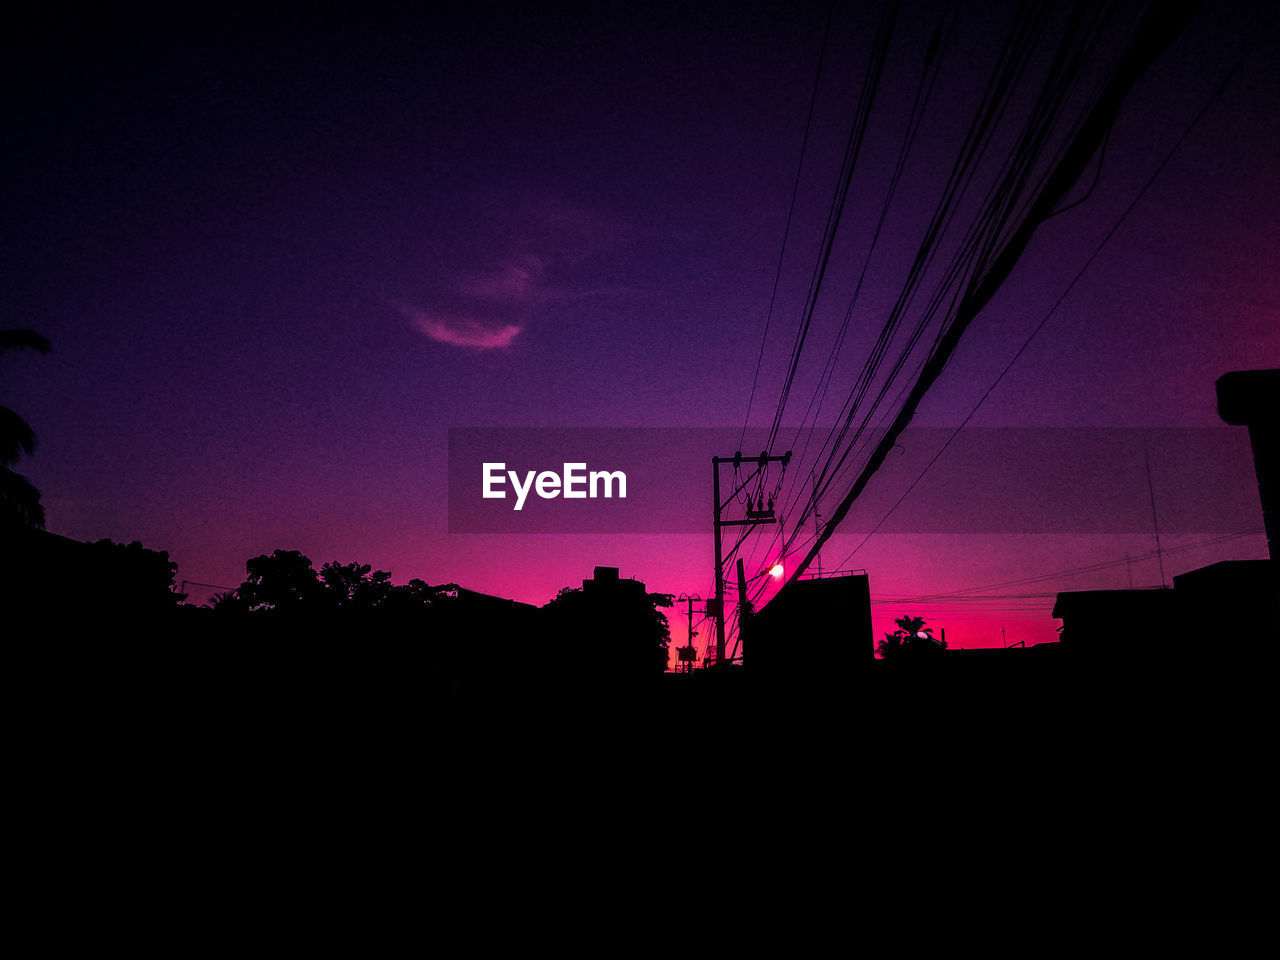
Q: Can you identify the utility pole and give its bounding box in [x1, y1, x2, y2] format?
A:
[712, 450, 789, 668]
[677, 593, 701, 672]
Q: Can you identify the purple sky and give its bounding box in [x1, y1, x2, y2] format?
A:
[5, 2, 1278, 655]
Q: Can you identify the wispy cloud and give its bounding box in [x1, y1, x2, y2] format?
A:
[397, 197, 617, 349]
[396, 256, 539, 350]
[394, 302, 522, 350]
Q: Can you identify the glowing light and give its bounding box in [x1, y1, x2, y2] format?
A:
[769, 563, 784, 579]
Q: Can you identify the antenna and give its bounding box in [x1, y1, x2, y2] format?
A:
[811, 469, 823, 578]
[1143, 439, 1167, 588]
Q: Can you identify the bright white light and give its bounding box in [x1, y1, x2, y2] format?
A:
[769, 563, 785, 579]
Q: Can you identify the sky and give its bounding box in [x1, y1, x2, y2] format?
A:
[4, 1, 1278, 658]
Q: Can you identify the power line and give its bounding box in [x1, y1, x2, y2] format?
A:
[833, 6, 1271, 569]
[877, 530, 1262, 603]
[755, 2, 1069, 584]
[766, 0, 902, 453]
[739, 0, 836, 453]
[791, 0, 1210, 585]
[743, 1, 1029, 586]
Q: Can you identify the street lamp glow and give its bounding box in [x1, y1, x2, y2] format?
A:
[769, 563, 785, 579]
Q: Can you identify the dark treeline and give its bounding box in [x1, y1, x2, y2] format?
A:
[3, 532, 674, 686]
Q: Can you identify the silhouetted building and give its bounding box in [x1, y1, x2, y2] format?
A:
[747, 571, 873, 670]
[582, 565, 646, 600]
[1172, 559, 1278, 641]
[1217, 369, 1278, 559]
[1054, 561, 1279, 652]
[1052, 588, 1182, 652]
[944, 643, 1061, 659]
[432, 586, 538, 673]
[1054, 369, 1280, 650]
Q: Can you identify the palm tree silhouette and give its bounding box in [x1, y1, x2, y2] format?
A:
[877, 614, 946, 659]
[1, 329, 51, 529]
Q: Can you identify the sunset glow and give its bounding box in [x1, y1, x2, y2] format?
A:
[4, 2, 1276, 665]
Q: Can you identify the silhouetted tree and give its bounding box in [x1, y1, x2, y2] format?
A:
[382, 578, 453, 616]
[238, 549, 323, 614]
[208, 589, 248, 617]
[878, 615, 946, 660]
[1, 329, 51, 530]
[652, 593, 674, 671]
[319, 561, 395, 612]
[224, 550, 450, 622]
[543, 584, 673, 674]
[1, 529, 184, 630]
[94, 538, 187, 609]
[52, 538, 187, 614]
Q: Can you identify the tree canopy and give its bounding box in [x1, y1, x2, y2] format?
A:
[544, 583, 673, 673]
[212, 549, 452, 618]
[1, 329, 51, 530]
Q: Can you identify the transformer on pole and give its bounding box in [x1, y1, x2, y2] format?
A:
[711, 450, 790, 667]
